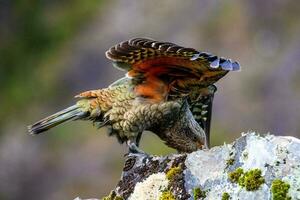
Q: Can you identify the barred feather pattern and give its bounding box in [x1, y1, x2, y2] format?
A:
[105, 38, 240, 103]
[105, 38, 240, 72]
[188, 85, 216, 147]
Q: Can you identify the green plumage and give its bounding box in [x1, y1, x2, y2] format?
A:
[28, 38, 240, 153]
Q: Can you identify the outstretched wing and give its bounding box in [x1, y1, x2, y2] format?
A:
[106, 38, 240, 102]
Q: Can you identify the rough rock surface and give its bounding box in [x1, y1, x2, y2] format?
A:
[78, 133, 300, 200]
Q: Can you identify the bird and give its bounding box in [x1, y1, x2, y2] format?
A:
[28, 38, 240, 153]
[188, 84, 217, 148]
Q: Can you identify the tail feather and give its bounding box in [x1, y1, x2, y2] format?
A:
[28, 105, 87, 135]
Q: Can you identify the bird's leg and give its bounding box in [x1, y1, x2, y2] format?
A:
[127, 136, 146, 154]
[202, 134, 209, 150]
[135, 132, 143, 147]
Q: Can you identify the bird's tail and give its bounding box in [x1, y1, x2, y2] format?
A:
[28, 104, 88, 135]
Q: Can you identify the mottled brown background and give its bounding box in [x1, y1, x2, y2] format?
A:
[0, 0, 299, 199]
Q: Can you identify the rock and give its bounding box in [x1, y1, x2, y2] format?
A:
[84, 133, 300, 200]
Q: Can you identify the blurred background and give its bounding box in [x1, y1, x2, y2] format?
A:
[0, 0, 299, 199]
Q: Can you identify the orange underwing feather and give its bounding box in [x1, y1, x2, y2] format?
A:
[105, 38, 240, 102]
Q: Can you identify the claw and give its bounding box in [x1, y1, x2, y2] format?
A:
[127, 140, 146, 154]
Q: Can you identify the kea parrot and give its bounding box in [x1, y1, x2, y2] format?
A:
[28, 38, 240, 153]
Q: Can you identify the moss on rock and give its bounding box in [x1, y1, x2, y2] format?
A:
[102, 191, 123, 200]
[226, 158, 235, 167]
[166, 166, 181, 181]
[159, 190, 175, 200]
[228, 168, 244, 183]
[193, 187, 206, 199]
[238, 169, 265, 191]
[221, 192, 230, 200]
[228, 168, 265, 191]
[271, 179, 291, 200]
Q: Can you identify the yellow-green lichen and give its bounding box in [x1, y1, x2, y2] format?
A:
[271, 179, 291, 200]
[159, 190, 175, 200]
[221, 192, 230, 200]
[226, 158, 235, 166]
[238, 169, 265, 191]
[193, 187, 206, 199]
[228, 168, 244, 183]
[102, 191, 123, 200]
[166, 166, 181, 181]
[228, 168, 265, 191]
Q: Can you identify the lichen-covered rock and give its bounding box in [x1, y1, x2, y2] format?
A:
[85, 133, 300, 200]
[129, 172, 169, 200]
[185, 133, 300, 199]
